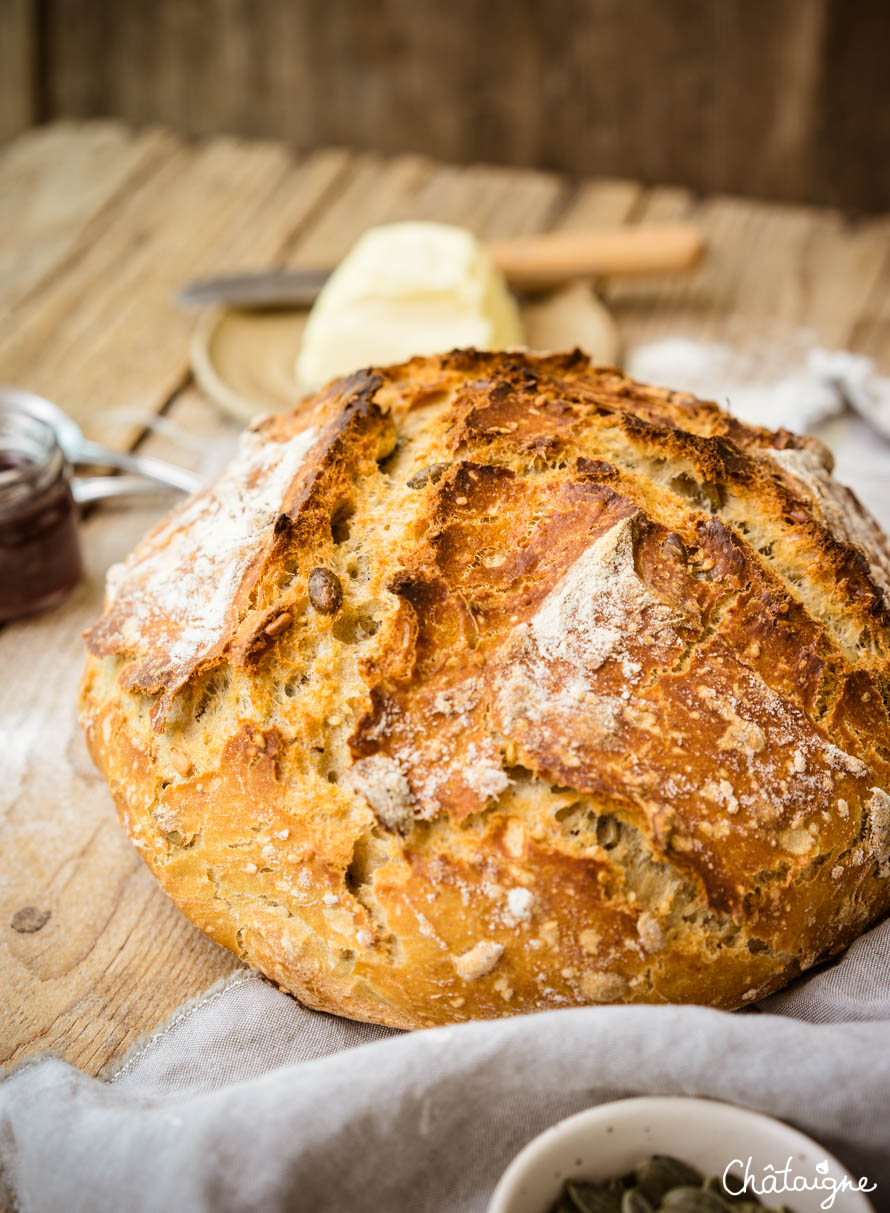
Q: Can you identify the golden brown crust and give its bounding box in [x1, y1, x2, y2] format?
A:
[80, 350, 890, 1027]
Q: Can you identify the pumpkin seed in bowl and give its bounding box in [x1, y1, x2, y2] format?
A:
[547, 1155, 793, 1213]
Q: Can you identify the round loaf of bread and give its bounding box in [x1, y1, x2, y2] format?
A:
[80, 350, 890, 1027]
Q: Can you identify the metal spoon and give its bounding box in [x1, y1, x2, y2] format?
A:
[70, 475, 190, 504]
[0, 385, 203, 495]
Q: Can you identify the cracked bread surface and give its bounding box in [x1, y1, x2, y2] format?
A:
[80, 349, 890, 1028]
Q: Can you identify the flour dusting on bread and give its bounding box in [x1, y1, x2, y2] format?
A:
[529, 514, 681, 674]
[88, 423, 316, 699]
[346, 754, 415, 832]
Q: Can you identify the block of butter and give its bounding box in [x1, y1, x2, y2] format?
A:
[296, 222, 523, 391]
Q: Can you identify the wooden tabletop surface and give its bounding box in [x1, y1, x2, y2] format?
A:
[2, 120, 890, 1077]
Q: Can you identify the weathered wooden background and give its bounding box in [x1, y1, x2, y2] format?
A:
[1, 0, 888, 212]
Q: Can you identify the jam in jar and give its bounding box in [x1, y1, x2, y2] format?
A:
[0, 406, 82, 621]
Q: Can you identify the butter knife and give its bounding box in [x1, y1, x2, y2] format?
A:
[177, 225, 706, 310]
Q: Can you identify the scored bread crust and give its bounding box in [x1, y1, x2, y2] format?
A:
[80, 350, 890, 1028]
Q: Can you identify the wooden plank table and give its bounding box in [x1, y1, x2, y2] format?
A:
[2, 121, 890, 1077]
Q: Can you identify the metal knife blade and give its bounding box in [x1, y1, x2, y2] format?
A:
[176, 268, 331, 310]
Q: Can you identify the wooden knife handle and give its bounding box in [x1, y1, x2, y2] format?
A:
[486, 224, 705, 289]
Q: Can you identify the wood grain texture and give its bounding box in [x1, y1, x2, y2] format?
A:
[608, 190, 890, 355]
[25, 0, 890, 211]
[0, 0, 36, 145]
[0, 131, 350, 452]
[1, 122, 890, 1075]
[0, 122, 175, 313]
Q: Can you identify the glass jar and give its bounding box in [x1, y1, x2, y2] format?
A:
[0, 407, 82, 622]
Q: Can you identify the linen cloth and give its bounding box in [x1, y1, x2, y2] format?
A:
[1, 918, 889, 1213]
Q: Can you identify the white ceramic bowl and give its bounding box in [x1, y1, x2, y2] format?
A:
[487, 1097, 876, 1213]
